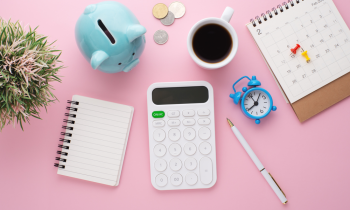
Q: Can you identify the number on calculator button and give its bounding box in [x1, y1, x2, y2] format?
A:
[198, 127, 211, 140]
[155, 174, 168, 187]
[168, 110, 180, 118]
[197, 109, 210, 116]
[170, 158, 182, 171]
[170, 173, 183, 186]
[184, 142, 196, 156]
[184, 158, 197, 170]
[154, 159, 167, 172]
[182, 110, 195, 117]
[153, 129, 166, 142]
[169, 128, 181, 141]
[198, 118, 210, 125]
[185, 173, 198, 185]
[183, 128, 196, 140]
[169, 143, 182, 156]
[154, 144, 167, 157]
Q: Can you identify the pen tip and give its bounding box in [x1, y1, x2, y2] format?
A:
[226, 118, 234, 127]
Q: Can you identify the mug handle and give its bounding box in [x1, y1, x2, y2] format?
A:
[221, 7, 234, 23]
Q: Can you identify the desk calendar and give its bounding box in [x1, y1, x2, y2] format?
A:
[247, 0, 350, 104]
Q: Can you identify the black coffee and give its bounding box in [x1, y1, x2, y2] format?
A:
[192, 24, 232, 63]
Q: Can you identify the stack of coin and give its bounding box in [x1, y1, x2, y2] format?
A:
[152, 2, 186, 45]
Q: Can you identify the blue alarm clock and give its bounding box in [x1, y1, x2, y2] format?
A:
[229, 76, 277, 124]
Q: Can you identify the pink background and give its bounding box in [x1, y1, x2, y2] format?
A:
[1, 0, 350, 209]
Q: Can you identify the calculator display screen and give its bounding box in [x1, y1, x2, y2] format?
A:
[152, 86, 209, 105]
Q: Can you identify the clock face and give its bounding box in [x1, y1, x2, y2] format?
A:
[243, 89, 271, 117]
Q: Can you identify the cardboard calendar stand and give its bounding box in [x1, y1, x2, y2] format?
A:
[269, 64, 350, 122]
[291, 72, 350, 122]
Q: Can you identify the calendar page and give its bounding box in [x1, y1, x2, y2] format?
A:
[247, 0, 350, 103]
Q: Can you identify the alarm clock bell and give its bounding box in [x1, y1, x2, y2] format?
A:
[229, 76, 261, 104]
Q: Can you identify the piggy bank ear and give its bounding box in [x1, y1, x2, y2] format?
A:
[91, 51, 109, 70]
[84, 4, 97, 14]
[126, 25, 146, 43]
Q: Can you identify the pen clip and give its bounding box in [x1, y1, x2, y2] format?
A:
[268, 173, 286, 198]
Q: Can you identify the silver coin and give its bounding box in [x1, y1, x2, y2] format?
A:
[168, 2, 186, 18]
[160, 11, 175, 26]
[153, 30, 168, 45]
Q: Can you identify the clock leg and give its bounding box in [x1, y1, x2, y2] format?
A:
[255, 119, 260, 124]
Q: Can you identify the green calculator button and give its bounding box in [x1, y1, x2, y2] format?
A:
[152, 111, 165, 118]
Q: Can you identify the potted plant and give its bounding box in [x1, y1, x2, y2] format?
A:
[0, 18, 63, 130]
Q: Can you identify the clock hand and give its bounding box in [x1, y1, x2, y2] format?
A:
[247, 104, 256, 111]
[256, 93, 261, 102]
[250, 95, 256, 103]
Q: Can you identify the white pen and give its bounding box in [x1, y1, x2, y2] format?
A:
[227, 118, 287, 204]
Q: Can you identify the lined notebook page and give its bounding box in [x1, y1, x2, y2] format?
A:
[57, 95, 134, 186]
[247, 0, 350, 103]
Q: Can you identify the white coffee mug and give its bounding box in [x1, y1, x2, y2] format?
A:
[187, 7, 238, 69]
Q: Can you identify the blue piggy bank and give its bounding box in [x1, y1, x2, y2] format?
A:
[75, 1, 146, 73]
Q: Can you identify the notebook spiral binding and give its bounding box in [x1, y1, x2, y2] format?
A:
[250, 0, 303, 27]
[54, 100, 80, 169]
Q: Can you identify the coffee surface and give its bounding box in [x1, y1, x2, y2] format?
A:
[192, 24, 232, 63]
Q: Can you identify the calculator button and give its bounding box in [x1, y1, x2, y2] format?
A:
[155, 174, 168, 187]
[152, 111, 165, 118]
[198, 127, 211, 140]
[154, 144, 167, 157]
[185, 173, 198, 185]
[153, 120, 165, 127]
[170, 158, 182, 171]
[184, 143, 196, 156]
[154, 159, 167, 172]
[184, 158, 197, 170]
[168, 110, 180, 118]
[198, 118, 210, 125]
[183, 128, 196, 140]
[199, 142, 212, 155]
[168, 128, 181, 141]
[182, 109, 195, 117]
[168, 119, 180, 127]
[169, 143, 182, 156]
[170, 173, 183, 186]
[153, 129, 166, 142]
[183, 118, 195, 126]
[197, 109, 210, 116]
[199, 157, 213, 185]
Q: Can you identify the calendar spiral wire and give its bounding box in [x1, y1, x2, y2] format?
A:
[250, 0, 303, 27]
[54, 100, 80, 169]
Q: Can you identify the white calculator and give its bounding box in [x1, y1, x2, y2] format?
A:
[147, 81, 217, 190]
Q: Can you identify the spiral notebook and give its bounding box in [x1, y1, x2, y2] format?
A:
[54, 95, 134, 186]
[247, 0, 350, 122]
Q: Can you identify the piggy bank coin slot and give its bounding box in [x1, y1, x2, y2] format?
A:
[97, 19, 116, 44]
